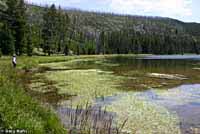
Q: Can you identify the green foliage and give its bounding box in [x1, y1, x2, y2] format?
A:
[64, 43, 69, 55]
[32, 48, 45, 56]
[0, 48, 2, 57]
[105, 30, 199, 54]
[84, 40, 96, 54]
[42, 4, 57, 55]
[57, 7, 70, 53]
[5, 0, 27, 55]
[26, 31, 33, 56]
[42, 4, 70, 55]
[0, 24, 14, 55]
[1, 2, 200, 56]
[25, 4, 198, 56]
[19, 57, 38, 70]
[0, 0, 27, 55]
[0, 58, 66, 133]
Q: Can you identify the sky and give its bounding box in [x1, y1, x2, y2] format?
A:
[26, 0, 200, 23]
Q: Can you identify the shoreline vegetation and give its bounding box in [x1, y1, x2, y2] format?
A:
[0, 55, 131, 133]
[0, 54, 142, 133]
[0, 56, 68, 133]
[0, 0, 200, 133]
[0, 55, 123, 133]
[0, 54, 184, 134]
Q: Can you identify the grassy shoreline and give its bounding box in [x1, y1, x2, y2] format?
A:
[0, 57, 68, 133]
[0, 55, 136, 133]
[0, 54, 183, 134]
[0, 55, 149, 133]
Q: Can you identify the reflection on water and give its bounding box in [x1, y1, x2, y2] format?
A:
[56, 106, 118, 134]
[73, 55, 200, 133]
[38, 55, 200, 133]
[93, 84, 200, 134]
[136, 84, 200, 134]
[69, 55, 200, 90]
[139, 55, 200, 60]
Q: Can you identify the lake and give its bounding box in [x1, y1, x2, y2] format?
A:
[35, 55, 200, 134]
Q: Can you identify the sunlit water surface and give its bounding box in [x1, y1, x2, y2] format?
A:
[39, 55, 200, 134]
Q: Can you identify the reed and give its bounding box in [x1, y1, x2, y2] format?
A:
[57, 103, 129, 134]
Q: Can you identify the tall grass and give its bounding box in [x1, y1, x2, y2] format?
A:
[0, 58, 66, 134]
[58, 103, 128, 134]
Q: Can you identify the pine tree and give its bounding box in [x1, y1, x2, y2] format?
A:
[26, 36, 33, 56]
[26, 26, 33, 56]
[64, 43, 69, 56]
[0, 24, 15, 55]
[100, 31, 106, 54]
[16, 0, 27, 55]
[57, 9, 70, 54]
[0, 48, 2, 57]
[5, 0, 27, 55]
[42, 4, 58, 55]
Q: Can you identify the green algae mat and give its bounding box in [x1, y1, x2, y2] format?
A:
[30, 55, 200, 134]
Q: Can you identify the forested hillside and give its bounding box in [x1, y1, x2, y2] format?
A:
[1, 1, 200, 56]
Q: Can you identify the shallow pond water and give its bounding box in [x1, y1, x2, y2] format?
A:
[100, 84, 200, 134]
[38, 55, 200, 134]
[154, 84, 200, 134]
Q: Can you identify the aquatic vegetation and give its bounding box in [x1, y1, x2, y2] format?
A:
[42, 58, 182, 134]
[23, 55, 200, 134]
[57, 104, 128, 134]
[39, 62, 71, 70]
[135, 84, 200, 134]
[45, 69, 123, 106]
[105, 93, 181, 134]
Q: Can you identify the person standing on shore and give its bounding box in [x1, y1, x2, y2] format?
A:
[12, 54, 17, 68]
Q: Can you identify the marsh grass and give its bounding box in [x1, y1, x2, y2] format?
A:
[58, 103, 129, 134]
[0, 57, 66, 134]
